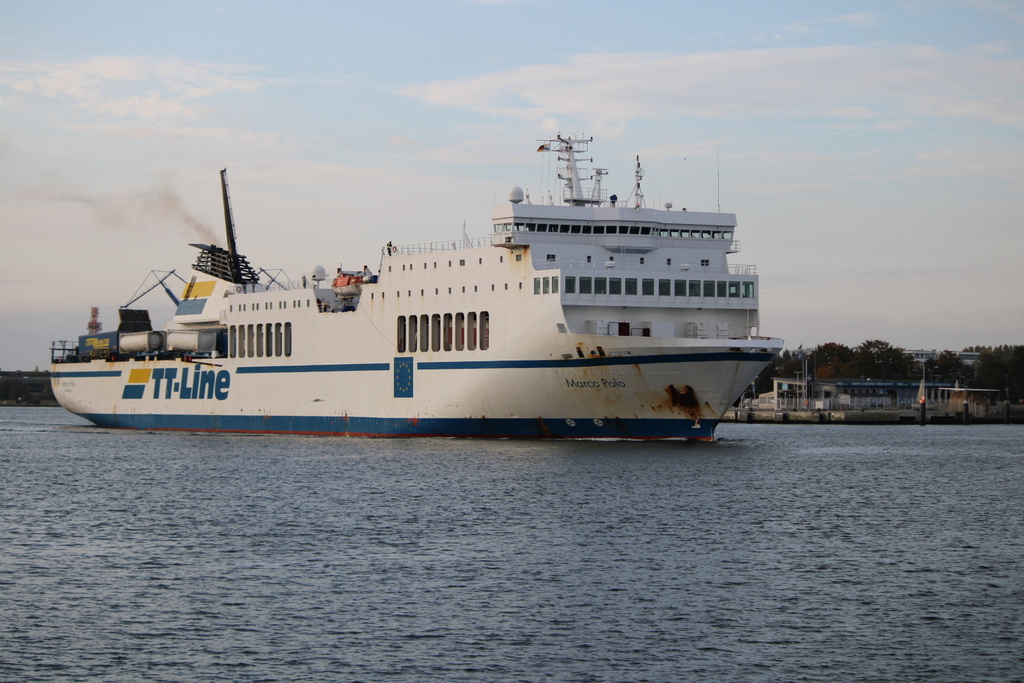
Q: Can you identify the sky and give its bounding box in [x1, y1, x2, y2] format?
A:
[1, 0, 1022, 371]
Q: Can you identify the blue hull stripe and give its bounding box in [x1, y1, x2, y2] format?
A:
[237, 363, 390, 374]
[418, 351, 776, 371]
[51, 370, 123, 378]
[53, 351, 772, 378]
[77, 413, 720, 440]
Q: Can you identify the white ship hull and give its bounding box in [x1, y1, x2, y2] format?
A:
[52, 338, 776, 440]
[51, 140, 782, 440]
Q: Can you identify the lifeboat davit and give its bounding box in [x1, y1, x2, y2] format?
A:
[331, 274, 364, 297]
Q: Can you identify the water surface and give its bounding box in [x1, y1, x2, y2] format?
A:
[2, 408, 1021, 681]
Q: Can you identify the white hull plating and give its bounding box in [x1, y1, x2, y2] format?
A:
[51, 139, 782, 440]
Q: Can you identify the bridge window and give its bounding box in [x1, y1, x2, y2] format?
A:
[689, 281, 701, 297]
[564, 276, 576, 294]
[674, 280, 686, 296]
[704, 281, 716, 297]
[728, 281, 740, 297]
[743, 282, 755, 298]
[594, 277, 607, 295]
[659, 279, 671, 296]
[642, 279, 655, 296]
[717, 281, 727, 298]
[610, 278, 622, 295]
[625, 278, 637, 295]
[551, 276, 559, 293]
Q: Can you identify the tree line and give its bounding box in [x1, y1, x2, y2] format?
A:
[754, 341, 1024, 402]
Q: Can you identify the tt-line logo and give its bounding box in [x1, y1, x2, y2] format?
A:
[121, 366, 230, 401]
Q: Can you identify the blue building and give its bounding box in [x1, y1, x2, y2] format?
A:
[772, 377, 956, 411]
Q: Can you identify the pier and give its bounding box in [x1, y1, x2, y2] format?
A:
[728, 406, 1024, 425]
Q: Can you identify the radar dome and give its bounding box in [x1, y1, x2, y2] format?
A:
[311, 265, 326, 282]
[508, 186, 525, 204]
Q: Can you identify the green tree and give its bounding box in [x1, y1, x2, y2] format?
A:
[974, 345, 1024, 401]
[811, 342, 853, 378]
[849, 340, 919, 380]
[0, 378, 28, 402]
[924, 350, 968, 384]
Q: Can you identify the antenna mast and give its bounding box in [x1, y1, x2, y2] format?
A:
[717, 135, 721, 213]
[537, 135, 599, 206]
[632, 155, 645, 208]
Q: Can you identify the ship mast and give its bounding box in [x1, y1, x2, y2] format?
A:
[538, 135, 599, 206]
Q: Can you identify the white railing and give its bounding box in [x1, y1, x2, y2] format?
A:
[390, 237, 492, 256]
[227, 279, 314, 294]
[533, 259, 757, 276]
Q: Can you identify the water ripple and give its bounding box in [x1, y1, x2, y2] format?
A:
[1, 408, 1022, 681]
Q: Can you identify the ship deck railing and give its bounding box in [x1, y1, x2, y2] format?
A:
[389, 236, 493, 256]
[534, 260, 757, 276]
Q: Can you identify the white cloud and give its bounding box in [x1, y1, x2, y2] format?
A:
[833, 12, 884, 26]
[0, 56, 262, 121]
[400, 45, 1024, 131]
[387, 136, 422, 146]
[905, 146, 1024, 181]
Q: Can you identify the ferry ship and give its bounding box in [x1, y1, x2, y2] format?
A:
[51, 137, 783, 439]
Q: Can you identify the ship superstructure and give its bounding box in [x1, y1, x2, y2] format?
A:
[51, 137, 782, 439]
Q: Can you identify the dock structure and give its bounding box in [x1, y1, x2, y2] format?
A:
[738, 376, 1019, 424]
[728, 406, 1023, 425]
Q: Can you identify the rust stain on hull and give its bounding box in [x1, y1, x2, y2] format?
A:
[666, 384, 703, 422]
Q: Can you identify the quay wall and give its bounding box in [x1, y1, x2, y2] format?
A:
[728, 408, 1024, 425]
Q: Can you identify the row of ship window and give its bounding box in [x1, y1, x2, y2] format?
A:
[394, 255, 518, 272]
[228, 323, 293, 358]
[231, 300, 310, 312]
[495, 223, 734, 239]
[535, 276, 756, 298]
[373, 283, 520, 300]
[397, 312, 490, 353]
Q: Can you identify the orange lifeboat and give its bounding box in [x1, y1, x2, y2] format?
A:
[331, 274, 364, 297]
